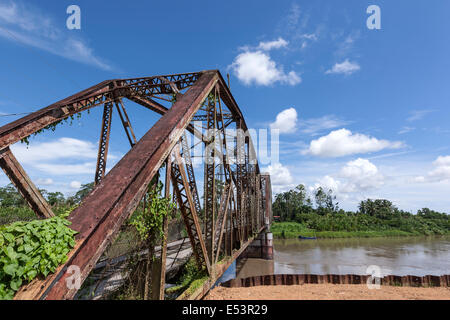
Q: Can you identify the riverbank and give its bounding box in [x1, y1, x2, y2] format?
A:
[206, 284, 450, 300]
[271, 222, 449, 239]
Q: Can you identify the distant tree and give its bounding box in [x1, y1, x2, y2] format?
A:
[314, 187, 338, 214]
[272, 184, 314, 221]
[47, 191, 65, 207]
[417, 208, 448, 219]
[0, 184, 26, 207]
[71, 182, 95, 204]
[358, 199, 396, 219]
[314, 187, 327, 209]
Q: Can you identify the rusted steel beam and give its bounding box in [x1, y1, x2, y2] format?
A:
[158, 156, 172, 300]
[128, 95, 208, 144]
[172, 145, 211, 274]
[94, 102, 113, 185]
[14, 71, 218, 300]
[180, 132, 202, 217]
[0, 73, 202, 151]
[114, 99, 137, 147]
[191, 113, 233, 122]
[204, 92, 217, 263]
[0, 81, 112, 150]
[216, 73, 260, 176]
[215, 85, 235, 187]
[177, 225, 265, 300]
[127, 95, 168, 115]
[11, 70, 269, 300]
[0, 147, 54, 218]
[214, 183, 231, 263]
[261, 174, 272, 229]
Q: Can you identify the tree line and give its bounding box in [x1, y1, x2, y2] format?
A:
[272, 185, 450, 236]
[0, 183, 94, 208]
[0, 183, 94, 225]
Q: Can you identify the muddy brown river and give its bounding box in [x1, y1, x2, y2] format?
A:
[235, 236, 450, 279]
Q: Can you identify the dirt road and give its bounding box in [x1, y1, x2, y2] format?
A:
[206, 284, 450, 300]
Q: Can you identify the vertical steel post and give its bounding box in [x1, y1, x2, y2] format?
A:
[95, 102, 113, 185]
[204, 92, 217, 264]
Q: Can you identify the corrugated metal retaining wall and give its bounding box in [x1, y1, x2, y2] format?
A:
[222, 274, 450, 288]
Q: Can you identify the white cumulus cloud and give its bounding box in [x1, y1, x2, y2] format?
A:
[270, 108, 298, 134]
[229, 50, 301, 86]
[262, 163, 294, 193]
[12, 137, 101, 163]
[314, 158, 384, 196]
[415, 155, 450, 183]
[11, 137, 119, 176]
[339, 158, 384, 192]
[326, 59, 360, 75]
[303, 128, 404, 158]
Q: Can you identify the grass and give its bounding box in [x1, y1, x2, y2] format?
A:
[272, 222, 418, 239]
[165, 257, 207, 297]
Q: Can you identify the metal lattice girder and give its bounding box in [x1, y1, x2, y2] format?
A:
[129, 95, 209, 144]
[172, 144, 211, 274]
[180, 132, 202, 217]
[261, 174, 272, 228]
[215, 85, 235, 185]
[13, 71, 218, 300]
[157, 156, 172, 300]
[114, 99, 138, 147]
[214, 182, 231, 262]
[94, 102, 113, 185]
[255, 174, 262, 230]
[204, 91, 217, 262]
[0, 72, 201, 150]
[5, 69, 271, 300]
[0, 147, 54, 218]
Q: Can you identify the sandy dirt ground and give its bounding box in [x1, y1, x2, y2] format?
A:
[206, 284, 450, 300]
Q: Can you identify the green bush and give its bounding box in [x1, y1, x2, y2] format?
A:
[0, 213, 77, 300]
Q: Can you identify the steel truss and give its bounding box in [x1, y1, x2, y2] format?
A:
[0, 70, 272, 300]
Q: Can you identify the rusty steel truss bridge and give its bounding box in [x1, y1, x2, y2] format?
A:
[0, 70, 273, 300]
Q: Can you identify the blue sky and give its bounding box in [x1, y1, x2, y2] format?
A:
[0, 0, 449, 212]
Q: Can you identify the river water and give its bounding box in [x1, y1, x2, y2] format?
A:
[235, 236, 450, 279]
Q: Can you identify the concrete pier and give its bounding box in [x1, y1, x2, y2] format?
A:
[240, 231, 273, 260]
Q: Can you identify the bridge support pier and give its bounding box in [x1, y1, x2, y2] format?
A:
[240, 230, 273, 260]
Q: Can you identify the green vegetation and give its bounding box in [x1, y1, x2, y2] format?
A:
[128, 178, 176, 300]
[20, 111, 88, 146]
[0, 183, 94, 226]
[272, 185, 450, 239]
[129, 182, 175, 241]
[166, 257, 207, 297]
[0, 212, 77, 300]
[0, 183, 89, 299]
